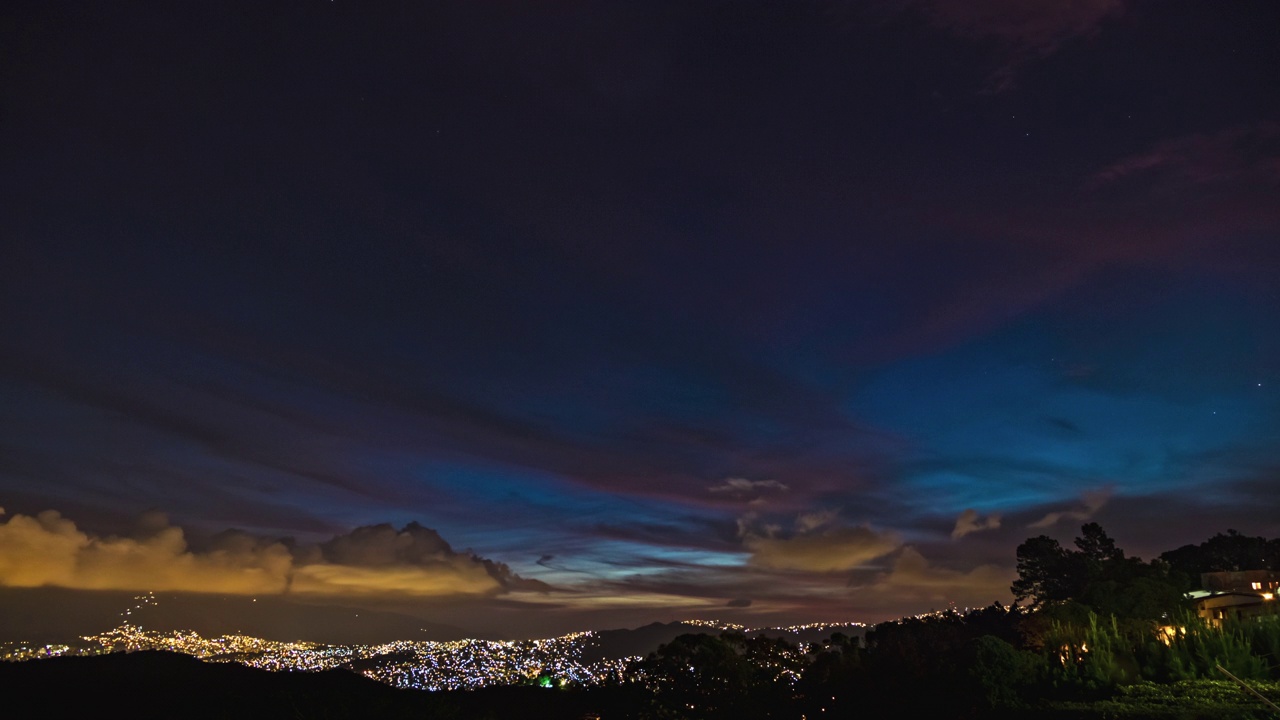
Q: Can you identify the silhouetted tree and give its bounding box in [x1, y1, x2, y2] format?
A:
[1161, 530, 1280, 586]
[1011, 533, 1084, 605]
[965, 634, 1045, 711]
[1012, 523, 1187, 622]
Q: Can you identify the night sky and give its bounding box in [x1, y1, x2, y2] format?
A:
[3, 1, 1280, 640]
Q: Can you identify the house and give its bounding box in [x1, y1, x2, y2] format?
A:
[1188, 570, 1280, 626]
[1200, 570, 1280, 594]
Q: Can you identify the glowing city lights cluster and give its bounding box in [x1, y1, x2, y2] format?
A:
[1, 594, 632, 690]
[0, 642, 73, 661]
[683, 618, 868, 634]
[68, 625, 634, 689]
[0, 596, 875, 692]
[359, 634, 633, 691]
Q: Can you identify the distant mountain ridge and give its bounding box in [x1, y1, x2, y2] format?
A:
[582, 621, 869, 663]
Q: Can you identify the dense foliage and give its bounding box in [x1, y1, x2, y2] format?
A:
[1011, 522, 1189, 619]
[1162, 531, 1280, 586]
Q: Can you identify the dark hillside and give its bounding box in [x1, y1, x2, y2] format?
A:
[0, 651, 605, 719]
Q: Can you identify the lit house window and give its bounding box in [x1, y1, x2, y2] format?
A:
[1252, 582, 1263, 590]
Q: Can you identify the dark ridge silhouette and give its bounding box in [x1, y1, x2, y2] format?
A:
[581, 621, 705, 663]
[583, 621, 868, 663]
[0, 651, 606, 719]
[0, 651, 437, 718]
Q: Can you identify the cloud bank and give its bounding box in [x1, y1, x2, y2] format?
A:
[0, 508, 545, 599]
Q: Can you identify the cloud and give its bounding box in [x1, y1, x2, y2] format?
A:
[290, 562, 502, 597]
[0, 508, 545, 599]
[863, 546, 1015, 607]
[931, 122, 1280, 321]
[1028, 487, 1112, 528]
[1091, 122, 1280, 189]
[297, 521, 548, 596]
[951, 508, 1002, 539]
[726, 597, 753, 608]
[0, 509, 291, 594]
[741, 512, 901, 572]
[918, 0, 1123, 48]
[708, 478, 789, 501]
[909, 0, 1126, 92]
[795, 509, 839, 533]
[316, 522, 458, 566]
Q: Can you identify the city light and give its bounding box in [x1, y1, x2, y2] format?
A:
[0, 595, 872, 692]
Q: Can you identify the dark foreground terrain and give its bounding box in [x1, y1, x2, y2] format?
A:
[5, 647, 1280, 719]
[0, 651, 609, 719]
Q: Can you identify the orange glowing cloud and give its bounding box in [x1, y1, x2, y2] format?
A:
[0, 507, 543, 599]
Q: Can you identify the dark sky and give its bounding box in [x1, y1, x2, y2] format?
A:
[3, 0, 1279, 639]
